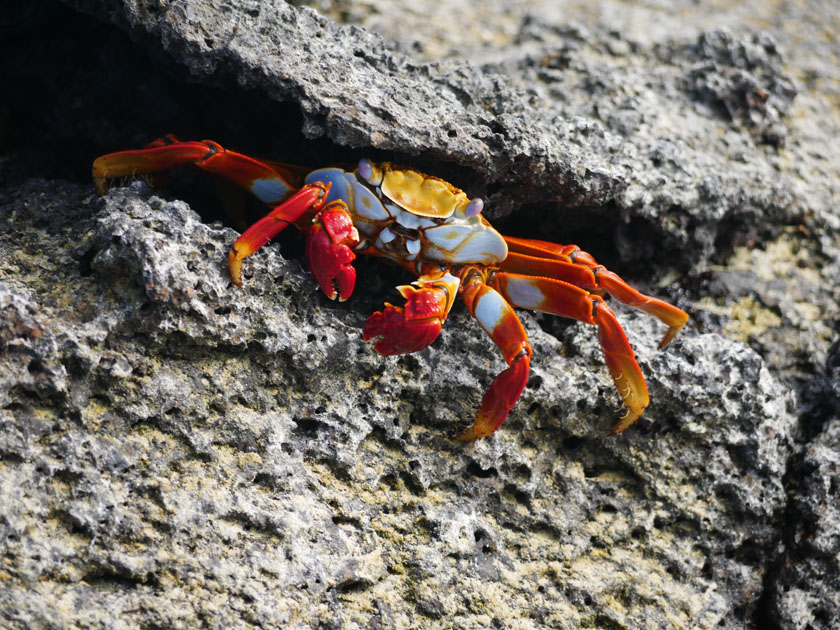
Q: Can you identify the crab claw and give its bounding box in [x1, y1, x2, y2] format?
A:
[306, 203, 360, 301]
[363, 273, 459, 355]
[363, 303, 444, 355]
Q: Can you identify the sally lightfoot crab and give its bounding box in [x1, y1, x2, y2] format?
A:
[93, 135, 689, 440]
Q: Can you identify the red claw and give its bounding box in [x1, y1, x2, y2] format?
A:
[363, 305, 443, 355]
[363, 274, 456, 355]
[306, 204, 360, 301]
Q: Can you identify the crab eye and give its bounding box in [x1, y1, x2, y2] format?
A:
[358, 158, 374, 181]
[466, 198, 484, 217]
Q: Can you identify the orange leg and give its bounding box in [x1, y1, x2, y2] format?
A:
[228, 182, 331, 287]
[502, 236, 688, 348]
[93, 136, 335, 289]
[492, 271, 649, 434]
[456, 269, 533, 441]
[93, 136, 306, 205]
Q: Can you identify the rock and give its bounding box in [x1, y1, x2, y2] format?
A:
[2, 0, 839, 628]
[0, 177, 798, 629]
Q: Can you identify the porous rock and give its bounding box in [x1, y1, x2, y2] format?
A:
[2, 0, 840, 628]
[0, 179, 797, 629]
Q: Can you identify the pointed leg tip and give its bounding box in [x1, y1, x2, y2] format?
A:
[93, 177, 108, 196]
[454, 350, 531, 444]
[657, 324, 684, 349]
[454, 426, 483, 442]
[608, 408, 644, 436]
[228, 251, 244, 288]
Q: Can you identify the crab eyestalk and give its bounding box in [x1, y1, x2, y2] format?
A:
[465, 198, 484, 217]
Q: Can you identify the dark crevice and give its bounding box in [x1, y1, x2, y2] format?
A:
[751, 449, 801, 630]
[220, 510, 285, 541]
[749, 343, 840, 628]
[2, 0, 638, 264]
[0, 0, 394, 223]
[80, 565, 159, 589]
[466, 460, 498, 479]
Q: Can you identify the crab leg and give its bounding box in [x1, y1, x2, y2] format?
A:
[456, 270, 533, 441]
[502, 236, 688, 348]
[93, 136, 331, 288]
[493, 271, 648, 434]
[228, 182, 331, 287]
[363, 271, 461, 355]
[93, 137, 303, 205]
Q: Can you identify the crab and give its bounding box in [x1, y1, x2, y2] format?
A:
[93, 135, 689, 440]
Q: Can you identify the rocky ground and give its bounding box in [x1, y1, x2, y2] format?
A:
[1, 1, 838, 629]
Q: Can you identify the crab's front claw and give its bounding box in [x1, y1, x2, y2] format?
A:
[363, 304, 443, 355]
[363, 272, 460, 355]
[306, 203, 360, 301]
[456, 351, 531, 442]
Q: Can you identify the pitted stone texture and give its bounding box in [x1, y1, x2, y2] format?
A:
[3, 0, 840, 627]
[0, 181, 797, 629]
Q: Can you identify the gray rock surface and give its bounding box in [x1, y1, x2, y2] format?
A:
[1, 0, 839, 628]
[0, 180, 798, 629]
